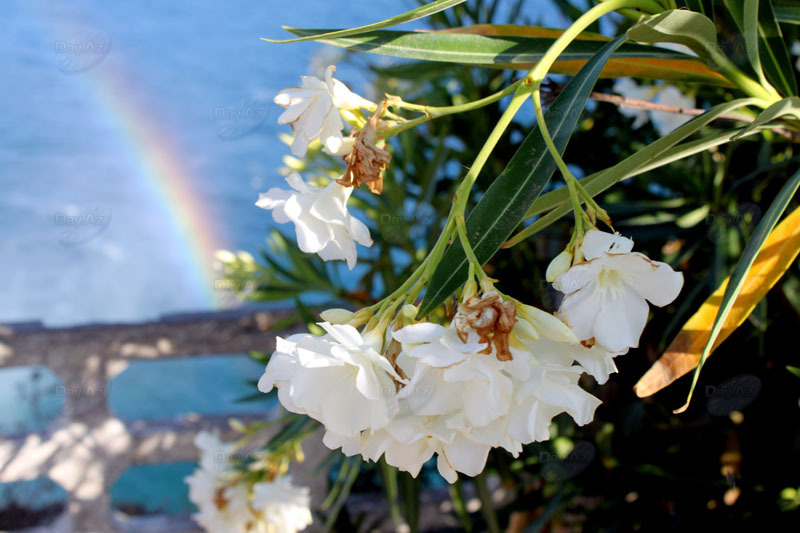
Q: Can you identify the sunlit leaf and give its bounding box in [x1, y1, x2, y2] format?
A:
[627, 9, 718, 59]
[634, 183, 800, 402]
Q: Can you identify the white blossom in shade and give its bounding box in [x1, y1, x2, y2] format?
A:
[651, 85, 695, 136]
[275, 65, 374, 157]
[612, 78, 659, 129]
[554, 230, 684, 353]
[251, 477, 312, 533]
[258, 322, 404, 438]
[792, 42, 800, 71]
[185, 431, 312, 533]
[612, 78, 695, 136]
[256, 172, 372, 269]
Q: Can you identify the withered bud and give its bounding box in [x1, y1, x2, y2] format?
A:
[337, 101, 391, 194]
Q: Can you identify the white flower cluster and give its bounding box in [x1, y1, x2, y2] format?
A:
[257, 65, 375, 269]
[185, 431, 312, 533]
[258, 230, 682, 482]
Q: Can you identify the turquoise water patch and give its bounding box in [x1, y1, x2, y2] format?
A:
[0, 366, 65, 435]
[108, 354, 273, 421]
[110, 462, 197, 516]
[0, 477, 66, 530]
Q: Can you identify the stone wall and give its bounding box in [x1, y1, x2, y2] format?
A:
[0, 310, 329, 533]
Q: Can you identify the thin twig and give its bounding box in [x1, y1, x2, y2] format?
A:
[589, 91, 798, 142]
[589, 91, 750, 122]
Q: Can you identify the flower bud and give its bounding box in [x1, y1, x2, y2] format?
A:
[401, 304, 418, 319]
[461, 277, 478, 301]
[319, 308, 354, 324]
[546, 249, 573, 282]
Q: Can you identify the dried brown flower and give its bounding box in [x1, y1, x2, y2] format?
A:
[337, 102, 391, 194]
[454, 290, 517, 361]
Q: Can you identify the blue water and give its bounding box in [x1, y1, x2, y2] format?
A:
[0, 0, 414, 327]
[0, 0, 569, 328]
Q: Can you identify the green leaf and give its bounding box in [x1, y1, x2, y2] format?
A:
[683, 0, 714, 16]
[627, 9, 718, 59]
[724, 0, 797, 98]
[525, 98, 761, 219]
[323, 459, 361, 533]
[284, 28, 730, 84]
[732, 96, 800, 139]
[756, 0, 798, 96]
[417, 35, 628, 316]
[263, 0, 466, 43]
[506, 98, 764, 247]
[743, 0, 768, 87]
[774, 6, 800, 24]
[676, 166, 800, 412]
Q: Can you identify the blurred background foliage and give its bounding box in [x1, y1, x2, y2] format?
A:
[219, 0, 800, 529]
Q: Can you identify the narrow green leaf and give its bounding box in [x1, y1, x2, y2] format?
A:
[725, 0, 797, 97]
[683, 0, 713, 16]
[756, 0, 798, 96]
[282, 28, 727, 84]
[774, 6, 800, 24]
[263, 0, 466, 43]
[732, 96, 800, 139]
[417, 35, 628, 316]
[743, 0, 767, 87]
[677, 167, 800, 413]
[507, 99, 764, 247]
[322, 459, 361, 533]
[525, 98, 761, 219]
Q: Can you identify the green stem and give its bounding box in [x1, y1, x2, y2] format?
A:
[382, 79, 523, 137]
[455, 214, 487, 281]
[706, 45, 779, 101]
[448, 479, 473, 532]
[474, 472, 501, 533]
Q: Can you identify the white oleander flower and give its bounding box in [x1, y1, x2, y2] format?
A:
[323, 316, 602, 483]
[612, 78, 695, 135]
[515, 303, 621, 384]
[256, 172, 372, 269]
[275, 64, 374, 157]
[186, 467, 252, 533]
[612, 78, 658, 129]
[324, 412, 493, 484]
[252, 477, 312, 533]
[393, 323, 513, 427]
[185, 432, 312, 533]
[258, 322, 404, 438]
[553, 230, 683, 353]
[651, 85, 695, 136]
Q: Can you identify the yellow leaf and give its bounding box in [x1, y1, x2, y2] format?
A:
[634, 205, 800, 398]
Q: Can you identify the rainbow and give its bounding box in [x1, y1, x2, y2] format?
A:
[33, 5, 227, 310]
[89, 69, 223, 307]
